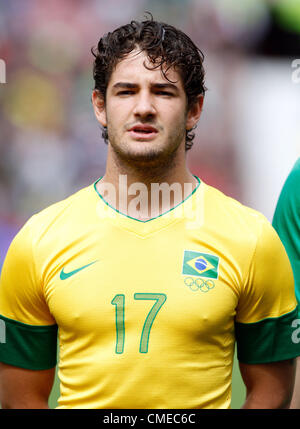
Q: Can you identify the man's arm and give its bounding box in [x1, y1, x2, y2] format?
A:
[239, 359, 296, 409]
[0, 363, 55, 409]
[0, 220, 58, 409]
[272, 159, 300, 409]
[290, 357, 300, 408]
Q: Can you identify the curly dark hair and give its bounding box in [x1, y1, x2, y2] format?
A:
[92, 14, 206, 151]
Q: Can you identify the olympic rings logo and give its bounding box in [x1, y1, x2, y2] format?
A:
[184, 277, 215, 292]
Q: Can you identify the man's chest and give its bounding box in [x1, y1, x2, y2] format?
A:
[43, 230, 240, 352]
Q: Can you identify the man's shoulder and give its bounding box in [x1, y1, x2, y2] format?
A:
[18, 184, 95, 241]
[198, 182, 279, 276]
[202, 181, 268, 231]
[282, 158, 300, 196]
[290, 157, 300, 175]
[273, 158, 300, 223]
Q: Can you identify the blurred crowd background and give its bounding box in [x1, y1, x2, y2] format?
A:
[0, 0, 299, 267]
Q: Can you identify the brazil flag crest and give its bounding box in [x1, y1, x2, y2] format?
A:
[182, 251, 219, 279]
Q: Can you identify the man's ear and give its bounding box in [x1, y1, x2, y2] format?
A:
[185, 95, 204, 131]
[92, 90, 107, 127]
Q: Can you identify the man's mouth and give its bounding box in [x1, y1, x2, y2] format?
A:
[128, 124, 159, 140]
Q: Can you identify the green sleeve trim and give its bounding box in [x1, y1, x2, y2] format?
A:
[0, 314, 58, 370]
[235, 306, 300, 364]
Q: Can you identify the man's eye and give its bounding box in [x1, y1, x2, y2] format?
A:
[156, 91, 173, 96]
[117, 90, 135, 95]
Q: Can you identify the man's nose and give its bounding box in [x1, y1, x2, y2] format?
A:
[133, 92, 156, 118]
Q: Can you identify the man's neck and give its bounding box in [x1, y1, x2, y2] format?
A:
[96, 150, 198, 221]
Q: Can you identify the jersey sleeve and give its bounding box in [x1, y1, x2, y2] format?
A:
[235, 216, 300, 364]
[0, 218, 58, 370]
[272, 159, 300, 306]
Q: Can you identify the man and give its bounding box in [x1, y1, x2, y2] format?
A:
[0, 17, 299, 409]
[273, 158, 300, 408]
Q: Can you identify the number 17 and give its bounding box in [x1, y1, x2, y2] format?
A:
[111, 293, 167, 354]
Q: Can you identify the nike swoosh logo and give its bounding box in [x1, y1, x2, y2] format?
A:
[60, 260, 98, 280]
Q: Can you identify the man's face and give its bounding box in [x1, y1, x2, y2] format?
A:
[94, 49, 197, 165]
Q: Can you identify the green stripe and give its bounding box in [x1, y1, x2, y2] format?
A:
[0, 314, 58, 370]
[235, 306, 300, 364]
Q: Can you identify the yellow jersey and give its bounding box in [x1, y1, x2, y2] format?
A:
[0, 177, 299, 408]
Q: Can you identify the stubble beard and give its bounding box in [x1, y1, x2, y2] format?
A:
[106, 117, 187, 175]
